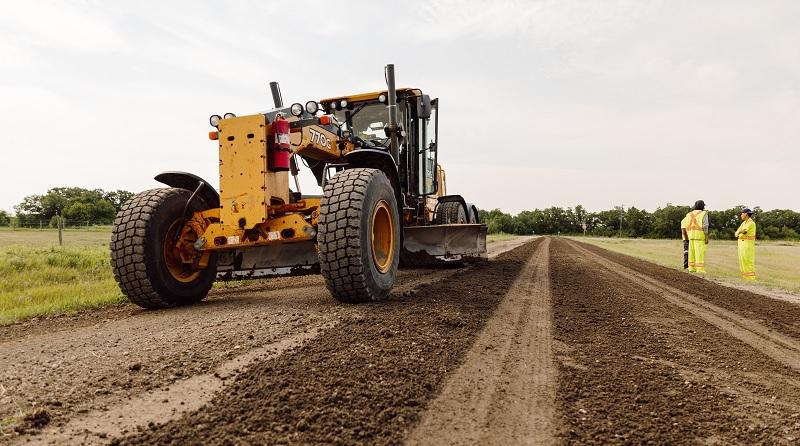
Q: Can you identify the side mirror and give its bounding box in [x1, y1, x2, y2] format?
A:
[418, 94, 432, 119]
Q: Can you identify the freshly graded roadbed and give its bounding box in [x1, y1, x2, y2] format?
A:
[1, 241, 532, 444]
[5, 237, 800, 445]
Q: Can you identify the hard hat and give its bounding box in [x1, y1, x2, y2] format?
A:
[742, 207, 753, 215]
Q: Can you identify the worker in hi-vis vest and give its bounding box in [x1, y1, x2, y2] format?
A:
[734, 207, 757, 280]
[680, 213, 690, 269]
[685, 200, 709, 273]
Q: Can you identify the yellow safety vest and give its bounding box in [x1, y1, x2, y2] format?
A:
[735, 219, 756, 241]
[685, 210, 707, 240]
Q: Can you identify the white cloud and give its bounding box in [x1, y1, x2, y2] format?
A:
[0, 0, 798, 214]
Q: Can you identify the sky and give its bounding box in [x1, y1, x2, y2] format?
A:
[1, 0, 798, 214]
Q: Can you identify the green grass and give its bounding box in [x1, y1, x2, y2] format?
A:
[487, 233, 518, 243]
[0, 226, 112, 248]
[573, 237, 800, 295]
[0, 245, 123, 325]
[0, 227, 122, 324]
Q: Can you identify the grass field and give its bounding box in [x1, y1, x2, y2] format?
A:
[0, 227, 121, 324]
[575, 237, 800, 295]
[487, 233, 518, 243]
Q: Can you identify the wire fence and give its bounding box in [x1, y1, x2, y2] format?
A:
[4, 219, 113, 230]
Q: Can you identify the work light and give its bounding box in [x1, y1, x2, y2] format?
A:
[305, 101, 319, 115]
[209, 115, 222, 127]
[290, 103, 304, 117]
[223, 112, 236, 119]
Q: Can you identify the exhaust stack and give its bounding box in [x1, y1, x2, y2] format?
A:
[385, 64, 400, 165]
[269, 81, 283, 108]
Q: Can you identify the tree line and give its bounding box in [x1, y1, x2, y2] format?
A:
[479, 205, 800, 240]
[2, 187, 134, 227]
[2, 189, 798, 240]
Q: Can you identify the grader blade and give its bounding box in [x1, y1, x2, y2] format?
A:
[215, 241, 320, 280]
[401, 224, 488, 266]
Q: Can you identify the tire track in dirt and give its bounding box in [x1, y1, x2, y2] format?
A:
[565, 239, 800, 371]
[577, 242, 800, 340]
[407, 237, 554, 446]
[37, 324, 331, 445]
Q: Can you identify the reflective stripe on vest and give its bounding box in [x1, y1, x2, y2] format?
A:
[686, 210, 707, 239]
[737, 219, 756, 241]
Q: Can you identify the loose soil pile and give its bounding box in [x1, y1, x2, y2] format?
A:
[114, 240, 541, 445]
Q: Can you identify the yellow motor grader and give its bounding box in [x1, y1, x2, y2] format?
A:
[111, 64, 486, 308]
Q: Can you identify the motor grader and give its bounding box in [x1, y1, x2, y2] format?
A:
[111, 64, 486, 308]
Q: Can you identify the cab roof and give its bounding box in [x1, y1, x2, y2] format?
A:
[320, 88, 422, 104]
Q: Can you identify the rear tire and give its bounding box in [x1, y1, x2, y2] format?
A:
[434, 201, 467, 224]
[318, 168, 400, 303]
[110, 188, 217, 309]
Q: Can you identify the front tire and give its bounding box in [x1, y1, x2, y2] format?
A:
[318, 168, 400, 303]
[110, 188, 217, 309]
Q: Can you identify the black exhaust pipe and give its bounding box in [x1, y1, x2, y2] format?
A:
[269, 81, 283, 108]
[385, 64, 399, 165]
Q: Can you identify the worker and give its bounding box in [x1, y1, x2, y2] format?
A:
[685, 200, 709, 273]
[734, 208, 757, 280]
[680, 213, 690, 269]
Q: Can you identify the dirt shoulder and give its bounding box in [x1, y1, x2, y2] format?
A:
[552, 238, 800, 444]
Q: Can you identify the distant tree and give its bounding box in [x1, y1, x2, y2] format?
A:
[14, 187, 132, 226]
[103, 190, 135, 212]
[0, 210, 9, 226]
[625, 207, 652, 238]
[649, 204, 691, 238]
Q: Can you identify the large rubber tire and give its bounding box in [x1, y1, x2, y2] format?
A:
[318, 168, 400, 303]
[110, 188, 217, 309]
[434, 201, 467, 224]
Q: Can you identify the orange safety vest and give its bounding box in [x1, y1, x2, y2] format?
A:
[685, 210, 707, 240]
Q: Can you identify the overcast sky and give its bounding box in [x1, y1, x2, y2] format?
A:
[1, 0, 798, 214]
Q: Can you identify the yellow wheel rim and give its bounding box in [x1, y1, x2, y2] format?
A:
[163, 219, 201, 283]
[371, 200, 395, 274]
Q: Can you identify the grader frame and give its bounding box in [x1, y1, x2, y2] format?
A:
[110, 64, 486, 307]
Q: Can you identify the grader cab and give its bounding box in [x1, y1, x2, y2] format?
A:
[110, 64, 486, 308]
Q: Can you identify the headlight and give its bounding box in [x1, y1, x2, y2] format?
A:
[340, 99, 348, 109]
[305, 101, 319, 115]
[209, 114, 222, 127]
[378, 93, 387, 104]
[290, 103, 304, 117]
[223, 112, 236, 119]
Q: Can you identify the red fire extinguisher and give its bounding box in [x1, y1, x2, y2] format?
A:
[270, 114, 291, 171]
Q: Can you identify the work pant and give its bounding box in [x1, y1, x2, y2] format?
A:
[738, 240, 756, 280]
[688, 239, 706, 273]
[683, 239, 689, 269]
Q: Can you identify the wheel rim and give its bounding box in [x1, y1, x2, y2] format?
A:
[371, 200, 395, 274]
[163, 219, 201, 283]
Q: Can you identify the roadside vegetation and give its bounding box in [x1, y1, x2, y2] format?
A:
[487, 233, 518, 243]
[480, 205, 800, 240]
[0, 242, 122, 325]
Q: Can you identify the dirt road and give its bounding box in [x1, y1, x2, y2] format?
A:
[4, 236, 800, 445]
